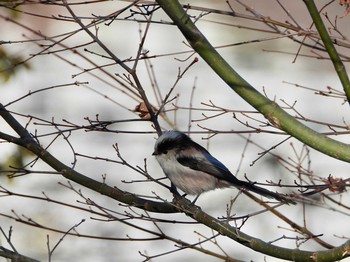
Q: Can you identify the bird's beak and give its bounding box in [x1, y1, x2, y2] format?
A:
[152, 151, 157, 156]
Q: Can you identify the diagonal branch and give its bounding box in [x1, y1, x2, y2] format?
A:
[173, 196, 350, 262]
[0, 246, 40, 262]
[155, 0, 350, 164]
[0, 103, 175, 214]
[303, 0, 350, 104]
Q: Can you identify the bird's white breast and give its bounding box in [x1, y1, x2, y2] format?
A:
[155, 152, 222, 195]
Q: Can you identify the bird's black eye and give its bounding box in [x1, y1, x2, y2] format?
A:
[157, 142, 171, 155]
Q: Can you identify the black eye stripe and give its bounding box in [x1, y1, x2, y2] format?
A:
[158, 143, 172, 154]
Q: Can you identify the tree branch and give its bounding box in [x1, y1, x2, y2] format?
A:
[155, 0, 350, 163]
[173, 197, 350, 262]
[0, 246, 40, 262]
[303, 0, 350, 104]
[0, 103, 176, 214]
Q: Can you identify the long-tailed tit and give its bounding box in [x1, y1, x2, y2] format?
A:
[153, 131, 295, 204]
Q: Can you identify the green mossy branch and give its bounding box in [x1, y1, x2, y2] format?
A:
[155, 0, 350, 163]
[303, 0, 350, 104]
[174, 197, 350, 262]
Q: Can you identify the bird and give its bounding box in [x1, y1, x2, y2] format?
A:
[153, 130, 295, 204]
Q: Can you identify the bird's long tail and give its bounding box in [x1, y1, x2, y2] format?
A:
[238, 180, 296, 205]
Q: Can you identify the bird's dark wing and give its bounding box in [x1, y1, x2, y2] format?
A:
[176, 146, 240, 184]
[177, 145, 296, 204]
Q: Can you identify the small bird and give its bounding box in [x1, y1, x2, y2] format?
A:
[153, 130, 295, 204]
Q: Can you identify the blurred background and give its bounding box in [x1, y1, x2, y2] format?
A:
[1, 1, 350, 261]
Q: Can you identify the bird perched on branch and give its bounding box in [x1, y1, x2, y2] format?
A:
[153, 130, 295, 204]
